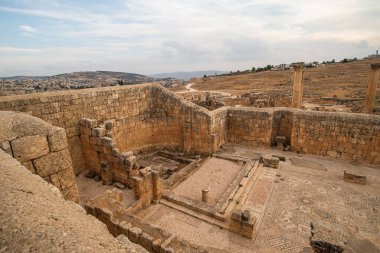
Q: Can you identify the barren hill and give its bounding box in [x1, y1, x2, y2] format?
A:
[186, 58, 380, 112]
[192, 58, 379, 96]
[0, 71, 159, 96]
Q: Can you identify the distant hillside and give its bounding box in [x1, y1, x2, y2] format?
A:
[0, 70, 160, 96]
[1, 71, 157, 83]
[150, 70, 228, 81]
[1, 76, 48, 81]
[53, 71, 156, 82]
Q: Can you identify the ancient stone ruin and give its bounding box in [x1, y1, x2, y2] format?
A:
[0, 65, 379, 252]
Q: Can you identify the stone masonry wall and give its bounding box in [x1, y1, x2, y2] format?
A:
[291, 111, 380, 164]
[0, 111, 79, 202]
[152, 86, 219, 154]
[0, 85, 155, 174]
[271, 109, 294, 145]
[114, 86, 184, 152]
[227, 107, 273, 147]
[1, 84, 380, 167]
[227, 108, 380, 164]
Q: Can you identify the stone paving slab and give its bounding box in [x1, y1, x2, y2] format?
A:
[173, 157, 243, 204]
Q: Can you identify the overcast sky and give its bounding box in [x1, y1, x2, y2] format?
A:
[0, 0, 379, 76]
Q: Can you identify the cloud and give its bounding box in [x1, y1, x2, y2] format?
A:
[19, 25, 37, 33]
[0, 47, 42, 53]
[0, 0, 379, 76]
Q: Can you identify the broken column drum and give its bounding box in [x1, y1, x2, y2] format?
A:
[363, 63, 380, 114]
[291, 62, 305, 109]
[202, 188, 209, 203]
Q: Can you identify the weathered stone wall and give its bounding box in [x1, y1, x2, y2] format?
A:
[210, 107, 228, 151]
[227, 108, 380, 164]
[271, 109, 294, 145]
[178, 91, 291, 110]
[227, 108, 273, 147]
[152, 86, 219, 154]
[84, 189, 207, 253]
[79, 118, 139, 187]
[0, 111, 79, 202]
[0, 84, 158, 174]
[1, 84, 380, 167]
[291, 111, 380, 164]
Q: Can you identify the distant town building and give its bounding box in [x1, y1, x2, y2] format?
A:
[273, 64, 290, 70]
[365, 50, 380, 59]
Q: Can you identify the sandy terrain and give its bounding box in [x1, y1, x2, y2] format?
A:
[76, 172, 135, 206]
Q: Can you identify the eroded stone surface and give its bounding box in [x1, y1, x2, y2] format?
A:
[343, 170, 367, 185]
[0, 150, 140, 253]
[11, 135, 49, 162]
[33, 149, 72, 177]
[48, 128, 68, 152]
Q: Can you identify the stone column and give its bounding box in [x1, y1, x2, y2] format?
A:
[202, 188, 209, 203]
[100, 160, 113, 185]
[152, 170, 162, 202]
[363, 63, 380, 114]
[291, 62, 305, 108]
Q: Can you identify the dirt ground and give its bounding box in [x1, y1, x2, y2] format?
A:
[76, 172, 135, 206]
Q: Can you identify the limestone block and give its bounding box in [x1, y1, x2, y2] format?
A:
[242, 209, 251, 221]
[122, 151, 134, 157]
[229, 210, 255, 239]
[33, 149, 72, 177]
[327, 150, 338, 158]
[101, 137, 114, 148]
[21, 161, 36, 174]
[139, 232, 153, 252]
[92, 127, 105, 137]
[124, 156, 137, 169]
[119, 222, 132, 236]
[47, 128, 68, 152]
[57, 168, 76, 189]
[163, 247, 174, 253]
[81, 127, 92, 136]
[61, 184, 80, 203]
[11, 135, 49, 162]
[272, 155, 286, 161]
[106, 131, 113, 138]
[49, 173, 62, 188]
[0, 141, 12, 156]
[128, 227, 142, 244]
[105, 120, 114, 130]
[83, 149, 100, 173]
[105, 189, 123, 202]
[262, 155, 279, 169]
[80, 118, 97, 128]
[152, 239, 162, 253]
[113, 182, 125, 189]
[80, 134, 90, 147]
[343, 170, 366, 185]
